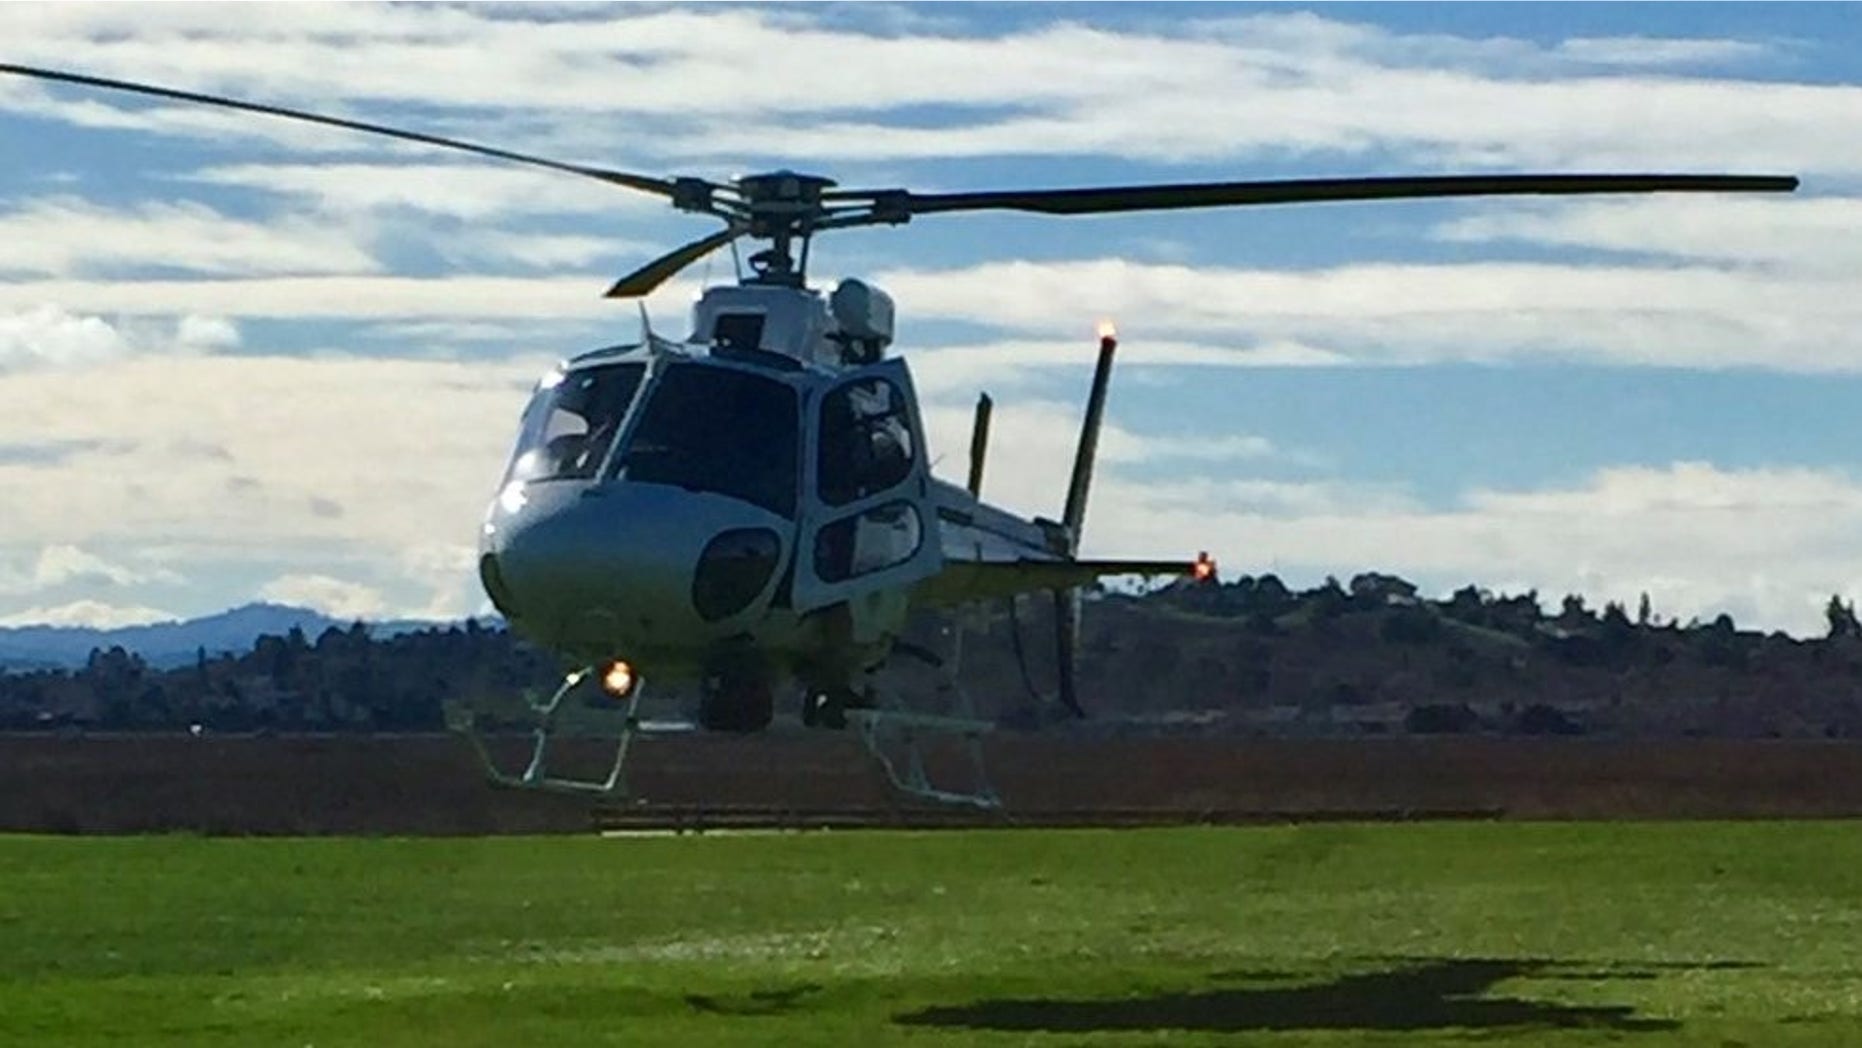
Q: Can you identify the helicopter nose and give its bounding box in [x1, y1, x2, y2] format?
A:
[490, 496, 693, 641]
[482, 483, 788, 650]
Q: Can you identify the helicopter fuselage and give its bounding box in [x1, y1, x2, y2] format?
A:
[477, 284, 980, 712]
[0, 59, 1799, 790]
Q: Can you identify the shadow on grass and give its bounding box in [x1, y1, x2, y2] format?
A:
[897, 957, 1705, 1034]
[686, 983, 824, 1016]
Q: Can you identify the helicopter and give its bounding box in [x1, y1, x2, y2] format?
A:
[0, 63, 1799, 807]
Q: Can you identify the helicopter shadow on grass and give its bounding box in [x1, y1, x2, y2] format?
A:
[684, 982, 826, 1016]
[890, 956, 1753, 1035]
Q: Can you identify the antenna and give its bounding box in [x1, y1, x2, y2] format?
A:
[1063, 322, 1119, 551]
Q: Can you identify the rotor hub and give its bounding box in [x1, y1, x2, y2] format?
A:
[728, 171, 839, 286]
[736, 170, 836, 208]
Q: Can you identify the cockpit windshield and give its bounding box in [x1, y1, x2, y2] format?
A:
[504, 363, 646, 484]
[616, 363, 799, 518]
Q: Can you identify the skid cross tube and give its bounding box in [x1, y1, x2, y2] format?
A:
[849, 708, 999, 809]
[851, 613, 1001, 809]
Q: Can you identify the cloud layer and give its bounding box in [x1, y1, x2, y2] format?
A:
[0, 4, 1857, 633]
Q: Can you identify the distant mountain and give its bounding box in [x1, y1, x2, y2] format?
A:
[0, 603, 468, 670]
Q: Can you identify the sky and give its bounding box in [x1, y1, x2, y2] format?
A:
[1, 2, 1860, 635]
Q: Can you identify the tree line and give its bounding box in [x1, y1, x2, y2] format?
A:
[4, 573, 1861, 735]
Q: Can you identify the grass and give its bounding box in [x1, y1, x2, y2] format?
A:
[2, 822, 1861, 1045]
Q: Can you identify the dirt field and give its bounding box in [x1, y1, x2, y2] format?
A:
[3, 732, 1861, 834]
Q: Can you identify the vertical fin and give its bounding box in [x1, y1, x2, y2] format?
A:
[1055, 324, 1117, 719]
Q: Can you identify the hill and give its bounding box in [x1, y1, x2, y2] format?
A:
[0, 603, 465, 671]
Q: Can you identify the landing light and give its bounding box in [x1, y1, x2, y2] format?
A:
[1193, 551, 1216, 582]
[498, 480, 528, 515]
[601, 660, 636, 698]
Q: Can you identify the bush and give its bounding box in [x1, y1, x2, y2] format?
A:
[1405, 703, 1480, 734]
[1516, 704, 1584, 736]
[1379, 607, 1443, 645]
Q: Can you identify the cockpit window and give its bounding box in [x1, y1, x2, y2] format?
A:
[616, 363, 799, 518]
[504, 363, 646, 483]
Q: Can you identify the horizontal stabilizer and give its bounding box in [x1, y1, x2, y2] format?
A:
[915, 557, 1196, 606]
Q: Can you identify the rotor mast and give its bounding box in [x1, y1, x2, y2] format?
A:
[733, 171, 837, 288]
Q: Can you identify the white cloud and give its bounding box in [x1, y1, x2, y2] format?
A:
[176, 314, 240, 351]
[33, 545, 181, 590]
[0, 544, 181, 595]
[361, 318, 608, 346]
[0, 352, 542, 549]
[1436, 196, 1862, 273]
[920, 398, 1296, 517]
[1066, 461, 1862, 637]
[187, 163, 649, 219]
[0, 346, 549, 619]
[0, 276, 682, 321]
[0, 7, 1854, 175]
[0, 599, 178, 629]
[1132, 434, 1278, 463]
[0, 324, 1854, 636]
[0, 305, 239, 372]
[879, 257, 1862, 373]
[439, 230, 637, 271]
[1554, 36, 1773, 69]
[0, 5, 1855, 640]
[0, 305, 129, 371]
[909, 338, 1348, 399]
[0, 197, 379, 277]
[398, 542, 485, 621]
[911, 376, 1862, 638]
[259, 573, 388, 621]
[640, 19, 1858, 172]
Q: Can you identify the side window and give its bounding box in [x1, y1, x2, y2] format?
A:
[814, 502, 923, 583]
[817, 379, 914, 507]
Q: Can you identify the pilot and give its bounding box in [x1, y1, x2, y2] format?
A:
[541, 426, 584, 473]
[821, 381, 911, 505]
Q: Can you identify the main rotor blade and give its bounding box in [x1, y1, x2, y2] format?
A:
[0, 63, 677, 198]
[603, 227, 742, 299]
[874, 173, 1799, 218]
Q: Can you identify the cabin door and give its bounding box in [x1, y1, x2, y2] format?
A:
[792, 359, 941, 641]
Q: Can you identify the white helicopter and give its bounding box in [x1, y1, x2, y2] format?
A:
[1, 64, 1799, 807]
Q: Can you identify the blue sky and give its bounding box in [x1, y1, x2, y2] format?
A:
[0, 2, 1859, 634]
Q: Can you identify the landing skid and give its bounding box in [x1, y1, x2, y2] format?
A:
[446, 668, 662, 798]
[447, 617, 1005, 808]
[850, 611, 1001, 810]
[849, 707, 998, 809]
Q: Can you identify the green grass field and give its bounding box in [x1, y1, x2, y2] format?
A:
[3, 822, 1860, 1046]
